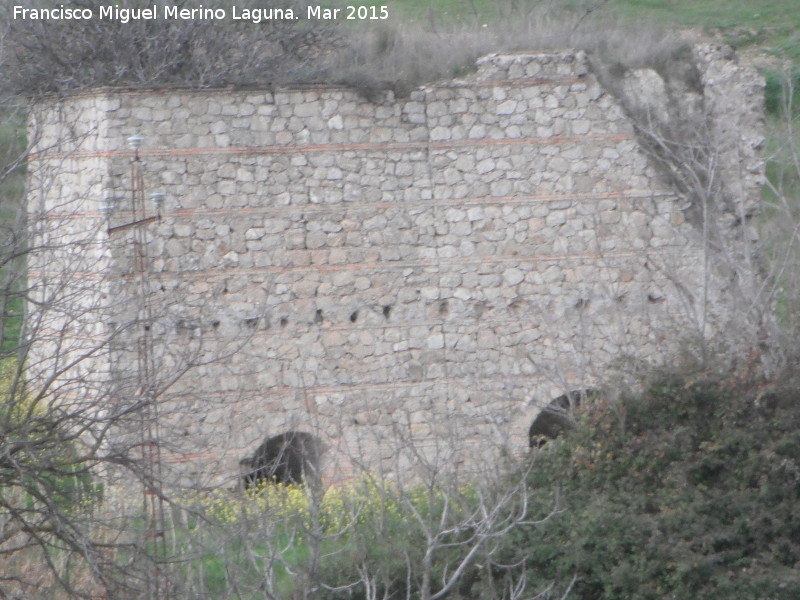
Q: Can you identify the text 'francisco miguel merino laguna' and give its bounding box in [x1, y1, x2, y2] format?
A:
[13, 4, 389, 23]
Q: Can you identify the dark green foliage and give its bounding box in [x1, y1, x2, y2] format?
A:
[509, 367, 800, 599]
[765, 70, 800, 117]
[0, 108, 27, 354]
[313, 483, 485, 600]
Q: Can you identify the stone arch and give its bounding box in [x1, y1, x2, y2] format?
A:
[528, 389, 597, 449]
[239, 430, 324, 488]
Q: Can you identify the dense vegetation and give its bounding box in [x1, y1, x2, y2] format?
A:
[5, 0, 798, 97]
[172, 362, 800, 599]
[1, 1, 800, 598]
[513, 364, 800, 599]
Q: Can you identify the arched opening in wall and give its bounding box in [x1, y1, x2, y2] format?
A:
[529, 389, 597, 449]
[239, 431, 324, 489]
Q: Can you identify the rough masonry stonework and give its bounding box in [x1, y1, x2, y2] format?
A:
[27, 47, 764, 486]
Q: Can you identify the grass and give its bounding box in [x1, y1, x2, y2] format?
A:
[380, 0, 800, 63]
[194, 535, 305, 598]
[344, 0, 799, 113]
[606, 0, 800, 62]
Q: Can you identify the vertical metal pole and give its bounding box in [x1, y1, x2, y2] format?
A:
[129, 148, 167, 600]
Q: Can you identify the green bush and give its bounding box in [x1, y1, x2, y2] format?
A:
[178, 476, 526, 600]
[174, 365, 800, 599]
[765, 70, 800, 117]
[0, 357, 101, 514]
[313, 481, 472, 599]
[508, 367, 800, 599]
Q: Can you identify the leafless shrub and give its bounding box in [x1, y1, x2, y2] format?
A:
[169, 409, 551, 600]
[0, 0, 342, 96]
[588, 43, 796, 371]
[324, 2, 696, 98]
[0, 100, 259, 599]
[1, 0, 699, 100]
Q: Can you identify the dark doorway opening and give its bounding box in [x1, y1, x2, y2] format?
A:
[240, 431, 324, 489]
[529, 389, 597, 449]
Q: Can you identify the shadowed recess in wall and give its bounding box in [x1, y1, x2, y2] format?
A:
[529, 388, 599, 449]
[240, 431, 324, 489]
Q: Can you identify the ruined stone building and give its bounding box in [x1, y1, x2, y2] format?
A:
[26, 46, 764, 487]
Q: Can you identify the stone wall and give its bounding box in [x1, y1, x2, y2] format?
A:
[27, 48, 764, 486]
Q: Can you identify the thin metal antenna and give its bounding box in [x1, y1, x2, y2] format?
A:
[114, 135, 169, 600]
